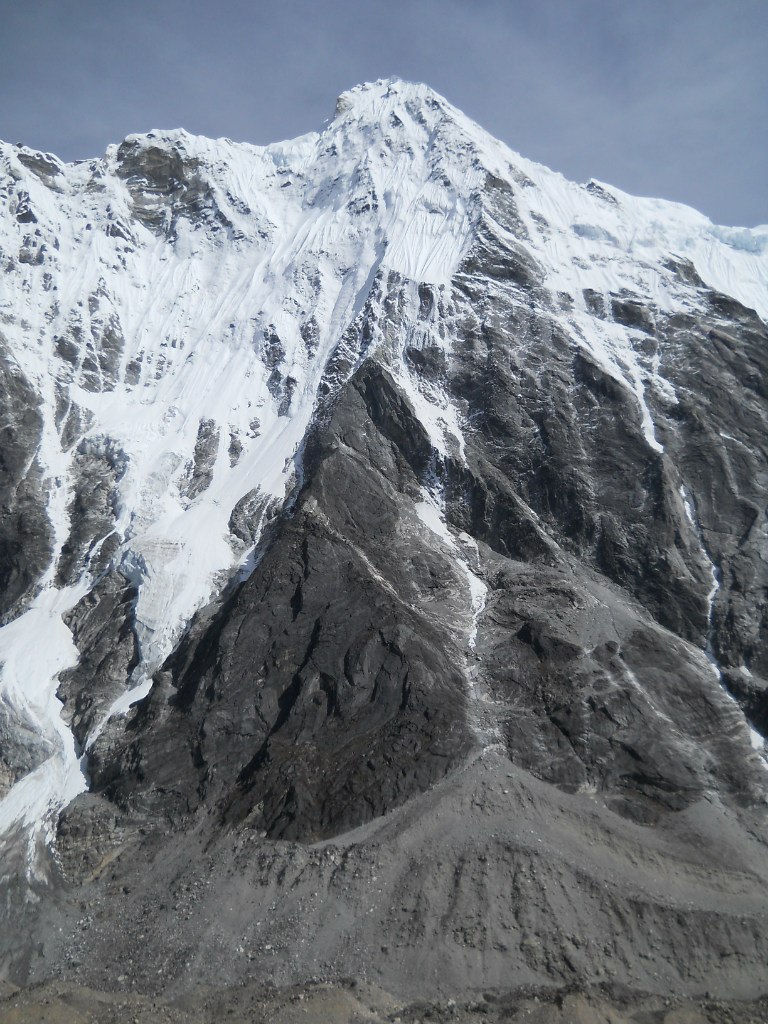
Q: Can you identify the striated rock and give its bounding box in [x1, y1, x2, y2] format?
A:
[114, 135, 233, 238]
[0, 337, 53, 623]
[55, 435, 127, 587]
[57, 570, 139, 747]
[0, 701, 54, 798]
[179, 418, 220, 502]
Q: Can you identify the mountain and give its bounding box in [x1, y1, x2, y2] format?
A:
[0, 78, 767, 1011]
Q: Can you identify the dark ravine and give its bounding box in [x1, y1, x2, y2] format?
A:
[0, 79, 766, 1013]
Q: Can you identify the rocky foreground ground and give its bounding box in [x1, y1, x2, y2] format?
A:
[3, 978, 768, 1024]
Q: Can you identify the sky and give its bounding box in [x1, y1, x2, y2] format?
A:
[1, 0, 766, 226]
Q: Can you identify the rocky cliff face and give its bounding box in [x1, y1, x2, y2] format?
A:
[0, 79, 767, 1003]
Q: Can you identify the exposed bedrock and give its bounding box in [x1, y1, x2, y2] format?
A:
[0, 341, 54, 624]
[89, 363, 474, 839]
[179, 417, 220, 502]
[447, 266, 712, 647]
[56, 569, 139, 748]
[88, 344, 766, 844]
[652, 295, 768, 687]
[55, 434, 127, 588]
[115, 137, 233, 238]
[0, 701, 54, 799]
[443, 237, 768, 728]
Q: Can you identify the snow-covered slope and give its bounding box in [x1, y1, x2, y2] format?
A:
[0, 77, 767, 869]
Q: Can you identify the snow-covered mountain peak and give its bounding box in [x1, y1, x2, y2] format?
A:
[0, 82, 491, 851]
[333, 77, 452, 119]
[1, 79, 767, 866]
[3, 81, 768, 1005]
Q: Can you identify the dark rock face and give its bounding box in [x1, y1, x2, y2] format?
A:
[0, 702, 54, 799]
[54, 792, 130, 885]
[115, 137, 233, 238]
[481, 566, 761, 821]
[446, 269, 709, 650]
[55, 435, 127, 587]
[0, 338, 53, 623]
[57, 570, 139, 747]
[92, 364, 473, 839]
[653, 299, 768, 685]
[179, 418, 220, 502]
[90, 253, 767, 842]
[444, 223, 768, 735]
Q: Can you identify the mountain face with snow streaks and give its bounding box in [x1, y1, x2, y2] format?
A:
[0, 79, 767, 1001]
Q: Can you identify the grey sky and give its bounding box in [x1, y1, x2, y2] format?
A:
[1, 0, 766, 226]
